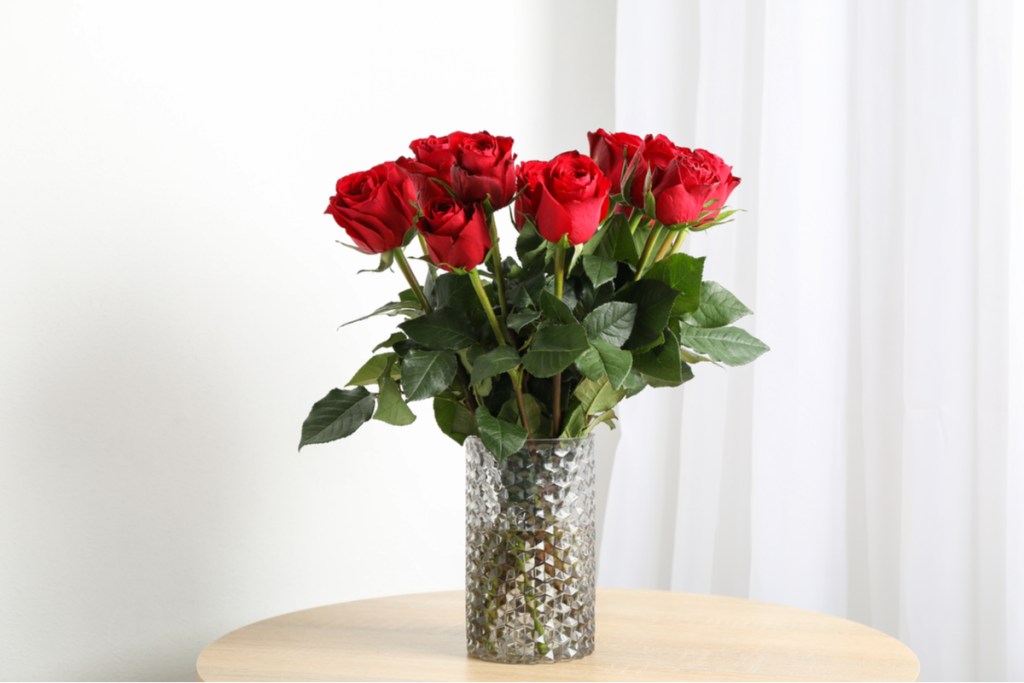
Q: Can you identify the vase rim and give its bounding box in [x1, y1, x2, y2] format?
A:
[465, 434, 595, 447]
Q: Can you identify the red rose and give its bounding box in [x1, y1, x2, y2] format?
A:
[532, 151, 611, 245]
[641, 133, 687, 171]
[449, 131, 517, 208]
[325, 162, 417, 254]
[409, 135, 455, 180]
[587, 129, 642, 194]
[513, 160, 547, 230]
[417, 196, 491, 271]
[395, 156, 447, 206]
[396, 134, 457, 207]
[626, 133, 687, 207]
[651, 148, 740, 226]
[691, 148, 741, 225]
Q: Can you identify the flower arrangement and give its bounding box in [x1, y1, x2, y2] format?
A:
[299, 130, 767, 459]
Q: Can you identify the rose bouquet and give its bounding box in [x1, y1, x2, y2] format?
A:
[299, 130, 767, 456]
[299, 130, 766, 662]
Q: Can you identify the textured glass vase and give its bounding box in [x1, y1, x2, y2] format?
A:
[465, 435, 596, 664]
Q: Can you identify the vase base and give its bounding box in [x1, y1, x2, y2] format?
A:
[467, 644, 594, 665]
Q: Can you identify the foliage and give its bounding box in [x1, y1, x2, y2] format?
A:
[300, 131, 769, 456]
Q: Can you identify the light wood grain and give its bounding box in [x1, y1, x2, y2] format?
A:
[196, 589, 919, 682]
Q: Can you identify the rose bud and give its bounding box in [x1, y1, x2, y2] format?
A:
[325, 161, 417, 254]
[449, 131, 517, 209]
[587, 129, 642, 195]
[417, 196, 492, 272]
[533, 151, 611, 246]
[650, 148, 740, 227]
[513, 160, 548, 230]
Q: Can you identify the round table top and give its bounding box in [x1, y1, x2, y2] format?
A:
[196, 589, 919, 681]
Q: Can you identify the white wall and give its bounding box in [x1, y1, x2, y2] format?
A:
[0, 1, 615, 679]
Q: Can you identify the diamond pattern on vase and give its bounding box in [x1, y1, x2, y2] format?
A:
[465, 436, 596, 664]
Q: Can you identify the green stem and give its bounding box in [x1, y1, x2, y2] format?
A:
[486, 212, 509, 326]
[396, 249, 477, 412]
[511, 370, 532, 438]
[514, 533, 550, 656]
[627, 210, 645, 234]
[553, 240, 566, 300]
[551, 241, 567, 437]
[417, 232, 438, 277]
[468, 270, 531, 435]
[551, 374, 562, 437]
[468, 269, 506, 347]
[668, 227, 689, 256]
[393, 248, 431, 313]
[455, 356, 479, 413]
[633, 225, 664, 281]
[655, 228, 688, 264]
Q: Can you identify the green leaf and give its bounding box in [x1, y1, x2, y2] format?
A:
[373, 376, 416, 426]
[685, 281, 753, 328]
[580, 216, 611, 256]
[399, 308, 477, 350]
[678, 324, 770, 366]
[402, 225, 418, 247]
[508, 263, 548, 309]
[567, 242, 587, 276]
[507, 309, 540, 332]
[429, 272, 477, 312]
[470, 346, 521, 385]
[342, 300, 421, 327]
[497, 397, 519, 423]
[582, 254, 619, 288]
[433, 397, 477, 445]
[400, 349, 458, 401]
[634, 328, 685, 385]
[521, 323, 590, 378]
[643, 190, 657, 219]
[622, 368, 647, 397]
[576, 339, 633, 389]
[691, 208, 739, 231]
[680, 347, 714, 364]
[541, 279, 579, 311]
[582, 301, 637, 347]
[595, 212, 646, 263]
[644, 253, 705, 316]
[475, 407, 528, 460]
[589, 409, 618, 432]
[516, 222, 549, 273]
[372, 332, 407, 352]
[561, 405, 587, 438]
[574, 377, 626, 415]
[346, 353, 396, 386]
[517, 394, 546, 437]
[539, 290, 576, 324]
[299, 387, 375, 449]
[619, 280, 677, 350]
[357, 250, 395, 274]
[498, 393, 547, 437]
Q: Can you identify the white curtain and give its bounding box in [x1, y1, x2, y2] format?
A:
[598, 1, 1023, 680]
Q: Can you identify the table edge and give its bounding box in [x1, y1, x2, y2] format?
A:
[196, 588, 920, 682]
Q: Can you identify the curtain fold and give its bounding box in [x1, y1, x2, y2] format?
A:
[598, 1, 1021, 679]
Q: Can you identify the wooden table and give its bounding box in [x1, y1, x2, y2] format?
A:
[196, 589, 919, 681]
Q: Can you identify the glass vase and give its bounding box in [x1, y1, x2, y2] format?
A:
[464, 435, 596, 664]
